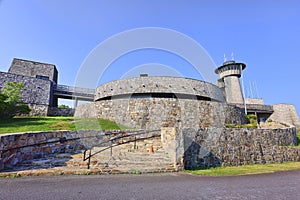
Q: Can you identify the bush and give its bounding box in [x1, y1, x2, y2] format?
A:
[0, 82, 30, 119]
[246, 114, 257, 124]
[58, 104, 70, 109]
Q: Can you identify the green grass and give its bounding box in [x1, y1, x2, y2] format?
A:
[185, 162, 300, 176]
[0, 117, 130, 134]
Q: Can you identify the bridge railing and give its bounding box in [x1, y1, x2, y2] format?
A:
[54, 84, 95, 95]
[235, 104, 274, 113]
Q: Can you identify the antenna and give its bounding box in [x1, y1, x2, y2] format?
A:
[231, 52, 234, 61]
[254, 81, 260, 98]
[223, 54, 227, 62]
[249, 81, 253, 98]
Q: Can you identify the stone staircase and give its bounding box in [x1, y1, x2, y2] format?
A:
[86, 145, 175, 173]
[0, 140, 176, 177]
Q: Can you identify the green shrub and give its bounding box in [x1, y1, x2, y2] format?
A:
[225, 124, 258, 129]
[58, 104, 70, 109]
[246, 114, 257, 124]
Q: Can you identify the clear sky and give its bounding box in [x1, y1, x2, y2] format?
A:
[0, 0, 299, 114]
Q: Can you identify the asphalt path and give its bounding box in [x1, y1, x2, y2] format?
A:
[0, 171, 299, 200]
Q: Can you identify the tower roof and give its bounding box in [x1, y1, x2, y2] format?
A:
[214, 60, 246, 74]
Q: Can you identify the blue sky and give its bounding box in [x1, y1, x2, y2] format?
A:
[0, 0, 299, 114]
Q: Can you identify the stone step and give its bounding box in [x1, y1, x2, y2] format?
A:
[10, 146, 176, 175]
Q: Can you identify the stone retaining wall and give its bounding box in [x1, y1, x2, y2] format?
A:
[48, 107, 75, 116]
[1, 127, 298, 171]
[180, 127, 299, 169]
[0, 130, 160, 171]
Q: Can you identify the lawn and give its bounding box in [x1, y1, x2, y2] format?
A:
[0, 117, 130, 134]
[185, 162, 300, 176]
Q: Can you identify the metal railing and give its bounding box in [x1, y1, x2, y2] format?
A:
[54, 84, 95, 95]
[83, 129, 161, 169]
[235, 104, 274, 113]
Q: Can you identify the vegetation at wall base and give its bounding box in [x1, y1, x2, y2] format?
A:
[225, 114, 258, 129]
[225, 124, 258, 129]
[296, 133, 300, 148]
[0, 117, 130, 134]
[184, 162, 300, 176]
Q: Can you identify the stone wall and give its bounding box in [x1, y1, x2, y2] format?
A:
[8, 58, 58, 83]
[180, 127, 299, 169]
[0, 130, 161, 171]
[1, 127, 299, 171]
[95, 76, 225, 102]
[245, 98, 264, 105]
[268, 104, 300, 128]
[48, 107, 75, 116]
[75, 99, 246, 130]
[0, 71, 52, 116]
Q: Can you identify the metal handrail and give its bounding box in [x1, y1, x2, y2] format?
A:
[55, 84, 95, 95]
[83, 129, 161, 169]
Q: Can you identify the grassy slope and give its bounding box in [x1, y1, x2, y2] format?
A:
[185, 162, 300, 176]
[0, 117, 129, 134]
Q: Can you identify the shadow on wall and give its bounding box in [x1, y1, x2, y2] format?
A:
[183, 134, 221, 169]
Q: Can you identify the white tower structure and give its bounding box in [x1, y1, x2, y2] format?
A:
[215, 60, 246, 104]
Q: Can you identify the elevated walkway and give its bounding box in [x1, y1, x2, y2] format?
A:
[53, 84, 95, 101]
[235, 104, 274, 114]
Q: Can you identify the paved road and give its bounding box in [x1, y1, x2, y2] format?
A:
[0, 171, 299, 200]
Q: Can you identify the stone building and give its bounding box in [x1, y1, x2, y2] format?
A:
[1, 57, 300, 171]
[0, 57, 299, 128]
[0, 58, 93, 116]
[75, 59, 300, 129]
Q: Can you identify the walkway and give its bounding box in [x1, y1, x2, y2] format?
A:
[0, 171, 300, 200]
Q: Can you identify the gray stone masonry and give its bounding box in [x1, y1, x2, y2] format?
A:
[1, 127, 298, 171]
[0, 71, 53, 115]
[269, 104, 300, 128]
[8, 58, 58, 83]
[75, 99, 247, 130]
[0, 129, 168, 171]
[180, 127, 299, 169]
[95, 76, 225, 102]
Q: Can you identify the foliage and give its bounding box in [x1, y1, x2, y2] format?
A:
[130, 170, 142, 174]
[226, 114, 258, 129]
[0, 117, 130, 134]
[225, 124, 257, 129]
[246, 114, 257, 124]
[58, 104, 70, 109]
[9, 173, 21, 178]
[185, 162, 300, 176]
[296, 133, 300, 148]
[0, 82, 30, 119]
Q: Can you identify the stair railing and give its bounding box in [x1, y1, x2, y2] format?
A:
[83, 129, 161, 169]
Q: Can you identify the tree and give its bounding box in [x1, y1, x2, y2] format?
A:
[0, 82, 30, 119]
[58, 104, 70, 109]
